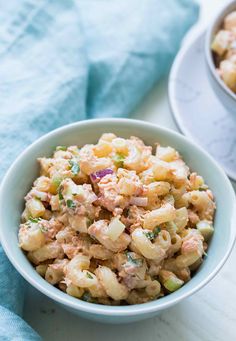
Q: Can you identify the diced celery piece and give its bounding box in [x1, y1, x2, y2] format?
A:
[106, 217, 125, 241]
[197, 220, 214, 241]
[52, 176, 62, 189]
[63, 181, 84, 201]
[164, 277, 184, 292]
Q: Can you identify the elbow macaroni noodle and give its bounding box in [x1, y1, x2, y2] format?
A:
[211, 10, 236, 93]
[18, 134, 215, 305]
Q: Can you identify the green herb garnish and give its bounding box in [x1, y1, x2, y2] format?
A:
[58, 187, 64, 201]
[56, 146, 67, 151]
[66, 199, 76, 209]
[86, 272, 93, 279]
[39, 225, 48, 233]
[144, 231, 155, 240]
[112, 153, 126, 168]
[29, 217, 41, 223]
[81, 292, 94, 303]
[69, 159, 80, 175]
[126, 252, 143, 266]
[144, 226, 161, 240]
[153, 226, 161, 235]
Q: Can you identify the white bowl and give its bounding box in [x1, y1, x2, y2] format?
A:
[0, 118, 235, 323]
[205, 1, 236, 114]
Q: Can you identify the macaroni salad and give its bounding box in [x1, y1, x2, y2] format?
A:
[18, 134, 215, 305]
[211, 11, 236, 93]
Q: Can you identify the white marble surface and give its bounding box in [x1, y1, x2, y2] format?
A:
[24, 1, 236, 340]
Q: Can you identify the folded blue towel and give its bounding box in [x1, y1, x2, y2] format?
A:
[0, 0, 198, 339]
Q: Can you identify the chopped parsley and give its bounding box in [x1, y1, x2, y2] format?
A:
[144, 226, 161, 240]
[198, 186, 207, 191]
[29, 217, 41, 223]
[58, 187, 64, 201]
[125, 252, 143, 266]
[66, 199, 76, 209]
[56, 146, 67, 151]
[144, 231, 155, 240]
[86, 272, 93, 279]
[39, 225, 48, 233]
[153, 226, 161, 235]
[81, 292, 94, 303]
[69, 160, 80, 175]
[112, 153, 126, 168]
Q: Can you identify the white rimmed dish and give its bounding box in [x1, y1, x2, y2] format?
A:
[205, 0, 236, 114]
[0, 118, 235, 323]
[169, 28, 236, 182]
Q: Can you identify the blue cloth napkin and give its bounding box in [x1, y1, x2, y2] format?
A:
[0, 0, 199, 339]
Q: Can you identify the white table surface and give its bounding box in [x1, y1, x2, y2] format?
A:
[24, 1, 236, 340]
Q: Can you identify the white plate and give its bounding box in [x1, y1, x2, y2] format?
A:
[168, 29, 236, 181]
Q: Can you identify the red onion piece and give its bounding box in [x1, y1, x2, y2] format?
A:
[130, 197, 148, 207]
[90, 168, 113, 182]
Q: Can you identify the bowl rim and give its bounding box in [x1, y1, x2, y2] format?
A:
[168, 26, 236, 181]
[0, 118, 236, 317]
[205, 0, 236, 102]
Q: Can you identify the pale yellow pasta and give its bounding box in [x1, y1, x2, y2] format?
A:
[112, 137, 128, 153]
[126, 290, 150, 305]
[155, 230, 171, 251]
[211, 30, 232, 56]
[169, 159, 189, 184]
[117, 169, 143, 196]
[26, 198, 45, 218]
[188, 173, 204, 191]
[211, 11, 236, 93]
[176, 252, 201, 268]
[168, 233, 182, 256]
[93, 141, 113, 157]
[79, 145, 112, 175]
[66, 283, 84, 298]
[28, 241, 63, 265]
[143, 203, 176, 230]
[165, 221, 177, 237]
[89, 245, 113, 260]
[174, 207, 189, 230]
[65, 254, 97, 288]
[36, 264, 48, 277]
[131, 228, 166, 262]
[171, 185, 188, 208]
[98, 133, 117, 143]
[162, 258, 190, 283]
[45, 265, 64, 285]
[146, 181, 171, 197]
[68, 215, 88, 233]
[88, 281, 107, 298]
[156, 145, 178, 162]
[123, 143, 142, 172]
[224, 11, 236, 30]
[186, 190, 215, 220]
[95, 266, 128, 300]
[152, 159, 172, 181]
[88, 220, 131, 252]
[19, 223, 45, 252]
[220, 60, 236, 92]
[145, 280, 161, 297]
[162, 194, 175, 206]
[34, 176, 51, 192]
[124, 138, 151, 173]
[18, 134, 215, 305]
